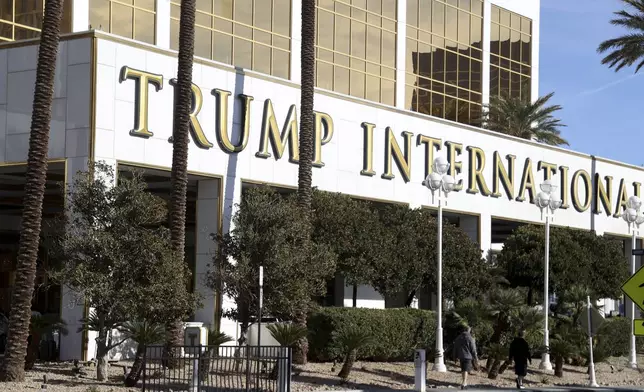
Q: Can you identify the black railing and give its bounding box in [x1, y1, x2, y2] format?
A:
[142, 345, 292, 392]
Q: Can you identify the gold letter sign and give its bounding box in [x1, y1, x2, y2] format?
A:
[169, 78, 214, 149]
[119, 66, 163, 138]
[256, 99, 299, 162]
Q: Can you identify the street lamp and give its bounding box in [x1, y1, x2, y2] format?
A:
[622, 195, 644, 369]
[423, 156, 456, 372]
[535, 179, 562, 371]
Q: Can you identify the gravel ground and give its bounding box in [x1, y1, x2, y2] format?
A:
[3, 356, 644, 391]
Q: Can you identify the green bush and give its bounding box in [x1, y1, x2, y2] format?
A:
[308, 307, 436, 362]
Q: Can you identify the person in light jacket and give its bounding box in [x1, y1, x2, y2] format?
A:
[453, 325, 478, 390]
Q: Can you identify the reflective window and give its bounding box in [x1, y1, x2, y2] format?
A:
[406, 0, 483, 125]
[0, 0, 72, 42]
[316, 0, 397, 106]
[170, 0, 291, 80]
[490, 5, 531, 100]
[89, 0, 156, 45]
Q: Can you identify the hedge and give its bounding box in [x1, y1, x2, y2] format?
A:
[307, 307, 436, 362]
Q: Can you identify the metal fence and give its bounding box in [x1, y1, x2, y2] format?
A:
[142, 345, 292, 392]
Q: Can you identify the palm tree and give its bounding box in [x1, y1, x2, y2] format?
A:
[164, 0, 197, 368]
[121, 321, 166, 387]
[199, 330, 233, 382]
[0, 0, 65, 382]
[26, 313, 68, 370]
[479, 92, 568, 146]
[486, 343, 506, 380]
[333, 326, 373, 380]
[598, 0, 644, 73]
[293, 0, 316, 365]
[267, 323, 307, 379]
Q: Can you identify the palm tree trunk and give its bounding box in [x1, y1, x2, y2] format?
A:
[338, 350, 356, 380]
[293, 0, 316, 367]
[125, 345, 145, 387]
[498, 359, 511, 374]
[164, 0, 197, 369]
[554, 356, 564, 377]
[487, 359, 501, 379]
[0, 0, 64, 382]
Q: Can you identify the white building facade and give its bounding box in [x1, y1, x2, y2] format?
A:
[0, 0, 638, 361]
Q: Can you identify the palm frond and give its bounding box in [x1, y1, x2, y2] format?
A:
[208, 330, 234, 346]
[119, 321, 166, 345]
[267, 323, 308, 347]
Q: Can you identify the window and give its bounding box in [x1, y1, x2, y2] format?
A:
[406, 0, 483, 125]
[170, 0, 292, 80]
[0, 0, 72, 42]
[490, 5, 531, 100]
[316, 0, 397, 106]
[89, 0, 156, 45]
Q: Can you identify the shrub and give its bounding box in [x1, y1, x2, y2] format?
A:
[308, 307, 436, 362]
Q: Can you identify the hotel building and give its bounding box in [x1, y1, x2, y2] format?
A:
[0, 0, 638, 361]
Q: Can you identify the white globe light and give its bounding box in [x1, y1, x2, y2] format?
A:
[623, 207, 638, 223]
[536, 191, 550, 209]
[433, 156, 450, 175]
[540, 179, 556, 194]
[442, 175, 456, 193]
[627, 195, 642, 210]
[549, 193, 562, 211]
[425, 172, 443, 191]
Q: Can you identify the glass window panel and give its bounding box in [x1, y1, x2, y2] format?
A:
[255, 30, 272, 45]
[432, 93, 444, 117]
[418, 0, 431, 31]
[382, 0, 396, 19]
[470, 17, 481, 49]
[0, 22, 12, 40]
[272, 49, 290, 79]
[274, 0, 291, 36]
[214, 17, 232, 33]
[334, 66, 350, 95]
[317, 61, 334, 90]
[521, 77, 531, 100]
[510, 30, 520, 62]
[351, 58, 366, 72]
[318, 10, 334, 49]
[432, 1, 444, 35]
[336, 2, 350, 16]
[134, 10, 155, 44]
[491, 6, 499, 23]
[418, 30, 430, 45]
[521, 17, 532, 34]
[433, 35, 444, 48]
[90, 0, 111, 31]
[499, 69, 510, 94]
[351, 20, 366, 58]
[367, 26, 382, 63]
[457, 87, 469, 101]
[254, 43, 272, 75]
[367, 11, 379, 26]
[510, 59, 520, 73]
[318, 48, 334, 62]
[137, 0, 156, 10]
[16, 0, 43, 28]
[458, 11, 469, 44]
[112, 3, 134, 38]
[470, 60, 481, 92]
[235, 0, 253, 25]
[471, 91, 481, 104]
[350, 70, 366, 98]
[445, 84, 457, 99]
[352, 8, 366, 22]
[381, 67, 395, 80]
[417, 89, 430, 114]
[14, 26, 39, 40]
[382, 32, 396, 67]
[335, 53, 350, 67]
[432, 48, 445, 82]
[407, 38, 418, 74]
[196, 12, 211, 27]
[490, 53, 499, 66]
[405, 85, 416, 112]
[382, 19, 395, 31]
[500, 56, 509, 69]
[470, 104, 481, 124]
[234, 37, 252, 69]
[274, 35, 290, 50]
[319, 0, 335, 11]
[407, 0, 419, 27]
[511, 14, 521, 30]
[196, 0, 212, 13]
[366, 62, 380, 76]
[445, 51, 457, 85]
[472, 0, 483, 16]
[521, 34, 531, 65]
[445, 97, 457, 121]
[214, 0, 233, 18]
[490, 67, 499, 97]
[500, 9, 510, 26]
[417, 43, 431, 76]
[170, 19, 179, 50]
[447, 0, 458, 7]
[457, 101, 469, 124]
[366, 0, 380, 14]
[459, 0, 471, 12]
[381, 80, 395, 106]
[0, 0, 13, 22]
[458, 56, 469, 90]
[236, 24, 252, 39]
[254, 0, 272, 31]
[335, 15, 350, 54]
[170, 3, 180, 19]
[445, 5, 457, 41]
[195, 26, 212, 59]
[511, 72, 521, 98]
[500, 27, 510, 58]
[213, 31, 233, 64]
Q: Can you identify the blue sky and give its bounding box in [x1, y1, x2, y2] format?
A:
[540, 0, 644, 166]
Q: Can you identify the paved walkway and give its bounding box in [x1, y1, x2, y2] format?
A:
[314, 387, 644, 392]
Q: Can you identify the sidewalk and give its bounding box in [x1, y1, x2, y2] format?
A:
[313, 387, 644, 392]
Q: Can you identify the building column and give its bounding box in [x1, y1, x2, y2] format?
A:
[290, 0, 302, 85]
[72, 0, 89, 32]
[395, 0, 407, 109]
[481, 0, 492, 106]
[193, 179, 221, 329]
[479, 214, 492, 259]
[156, 0, 172, 50]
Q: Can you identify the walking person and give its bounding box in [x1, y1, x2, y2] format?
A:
[509, 330, 531, 389]
[453, 325, 478, 390]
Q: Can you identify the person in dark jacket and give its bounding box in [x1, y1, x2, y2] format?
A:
[509, 330, 531, 389]
[453, 325, 478, 390]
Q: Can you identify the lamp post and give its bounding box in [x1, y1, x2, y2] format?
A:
[622, 196, 644, 369]
[423, 156, 456, 373]
[535, 179, 562, 371]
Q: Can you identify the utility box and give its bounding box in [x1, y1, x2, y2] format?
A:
[184, 322, 207, 356]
